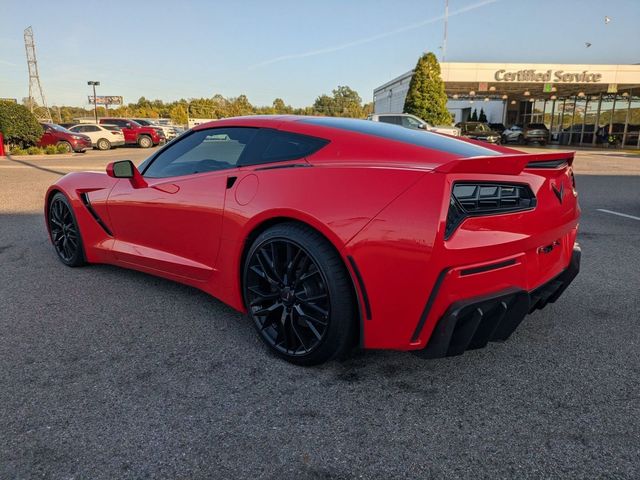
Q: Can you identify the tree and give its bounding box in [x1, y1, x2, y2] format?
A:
[272, 98, 292, 114]
[331, 85, 363, 118]
[313, 94, 336, 116]
[403, 52, 451, 125]
[470, 108, 478, 121]
[0, 101, 43, 147]
[169, 104, 188, 125]
[313, 86, 366, 117]
[478, 108, 487, 122]
[226, 95, 253, 117]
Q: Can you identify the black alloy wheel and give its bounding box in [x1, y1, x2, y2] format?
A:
[48, 193, 85, 267]
[244, 223, 355, 365]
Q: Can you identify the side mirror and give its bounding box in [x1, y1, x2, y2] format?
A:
[106, 160, 147, 188]
[108, 160, 134, 178]
[418, 123, 427, 129]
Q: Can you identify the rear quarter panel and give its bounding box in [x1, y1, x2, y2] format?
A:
[212, 164, 427, 310]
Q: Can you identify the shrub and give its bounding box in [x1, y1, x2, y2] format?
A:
[10, 147, 28, 156]
[56, 144, 70, 154]
[0, 101, 43, 147]
[45, 145, 58, 155]
[26, 146, 44, 155]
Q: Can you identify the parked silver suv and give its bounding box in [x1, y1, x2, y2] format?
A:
[368, 113, 460, 136]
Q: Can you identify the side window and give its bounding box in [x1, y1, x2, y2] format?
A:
[379, 116, 400, 125]
[87, 126, 100, 132]
[402, 116, 422, 129]
[143, 127, 258, 178]
[240, 129, 328, 166]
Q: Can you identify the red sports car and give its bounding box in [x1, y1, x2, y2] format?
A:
[45, 116, 580, 365]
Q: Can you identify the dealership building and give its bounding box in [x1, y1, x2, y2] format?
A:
[373, 62, 640, 147]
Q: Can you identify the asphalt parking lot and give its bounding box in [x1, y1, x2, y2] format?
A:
[1, 147, 639, 479]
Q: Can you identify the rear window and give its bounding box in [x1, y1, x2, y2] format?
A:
[300, 117, 500, 157]
[527, 124, 547, 129]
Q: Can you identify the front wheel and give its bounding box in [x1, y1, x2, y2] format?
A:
[48, 192, 86, 267]
[243, 223, 356, 366]
[138, 135, 153, 148]
[56, 141, 72, 153]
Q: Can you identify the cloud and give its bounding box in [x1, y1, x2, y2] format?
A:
[0, 59, 18, 67]
[250, 0, 498, 69]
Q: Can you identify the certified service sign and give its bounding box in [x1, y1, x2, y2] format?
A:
[495, 69, 602, 83]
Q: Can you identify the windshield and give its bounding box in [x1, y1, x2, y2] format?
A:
[469, 123, 491, 132]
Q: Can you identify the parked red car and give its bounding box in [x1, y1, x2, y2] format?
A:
[44, 116, 580, 365]
[38, 123, 92, 153]
[98, 118, 165, 148]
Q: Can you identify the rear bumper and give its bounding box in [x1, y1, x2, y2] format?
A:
[526, 134, 550, 141]
[415, 245, 580, 358]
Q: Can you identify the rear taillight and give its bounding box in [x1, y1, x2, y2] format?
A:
[445, 182, 536, 239]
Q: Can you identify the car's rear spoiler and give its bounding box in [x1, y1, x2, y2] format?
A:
[434, 151, 574, 176]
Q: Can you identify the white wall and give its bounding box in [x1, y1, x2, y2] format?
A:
[446, 100, 505, 124]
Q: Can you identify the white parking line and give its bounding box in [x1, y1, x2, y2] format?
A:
[597, 209, 640, 221]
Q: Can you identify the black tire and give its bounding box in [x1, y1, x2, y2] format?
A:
[56, 141, 72, 153]
[517, 135, 525, 145]
[243, 223, 356, 366]
[97, 138, 111, 150]
[48, 192, 86, 267]
[138, 135, 153, 148]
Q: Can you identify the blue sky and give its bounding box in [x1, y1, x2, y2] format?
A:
[1, 0, 638, 108]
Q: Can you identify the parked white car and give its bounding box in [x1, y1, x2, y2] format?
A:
[368, 113, 460, 136]
[68, 124, 125, 150]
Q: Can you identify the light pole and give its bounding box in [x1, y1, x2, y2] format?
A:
[87, 81, 100, 123]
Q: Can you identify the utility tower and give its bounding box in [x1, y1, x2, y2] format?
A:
[24, 26, 52, 122]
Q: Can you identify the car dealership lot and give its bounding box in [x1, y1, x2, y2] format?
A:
[1, 149, 639, 478]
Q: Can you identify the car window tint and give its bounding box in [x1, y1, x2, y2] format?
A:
[240, 129, 328, 166]
[143, 127, 258, 178]
[300, 117, 501, 157]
